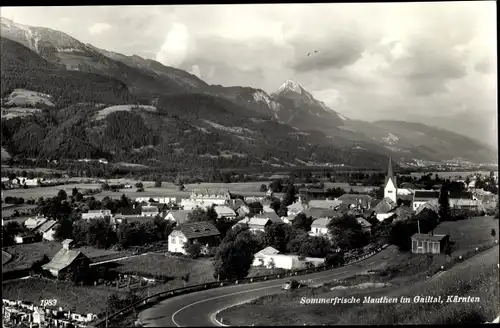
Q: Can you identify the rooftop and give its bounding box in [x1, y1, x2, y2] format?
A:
[413, 190, 440, 200]
[174, 221, 221, 239]
[166, 210, 191, 224]
[411, 233, 449, 241]
[42, 248, 89, 272]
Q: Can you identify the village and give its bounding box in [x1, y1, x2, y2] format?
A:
[1, 158, 499, 327]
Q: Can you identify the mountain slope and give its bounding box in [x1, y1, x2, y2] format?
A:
[0, 37, 132, 106]
[271, 80, 345, 131]
[1, 17, 496, 166]
[0, 17, 204, 98]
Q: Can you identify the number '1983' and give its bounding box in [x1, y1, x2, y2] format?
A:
[40, 299, 57, 307]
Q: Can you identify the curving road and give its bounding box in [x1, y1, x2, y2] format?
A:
[138, 247, 399, 327]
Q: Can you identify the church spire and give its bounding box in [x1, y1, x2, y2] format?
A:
[387, 156, 394, 178]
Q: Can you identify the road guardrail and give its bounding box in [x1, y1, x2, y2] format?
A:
[91, 247, 384, 327]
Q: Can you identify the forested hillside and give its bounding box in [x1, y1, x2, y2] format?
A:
[1, 37, 132, 106]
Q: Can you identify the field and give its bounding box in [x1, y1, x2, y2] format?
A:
[221, 246, 499, 325]
[433, 216, 499, 257]
[2, 181, 276, 201]
[2, 277, 125, 315]
[2, 204, 38, 218]
[3, 242, 123, 273]
[324, 182, 378, 193]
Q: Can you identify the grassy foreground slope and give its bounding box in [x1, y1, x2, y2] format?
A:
[221, 246, 499, 325]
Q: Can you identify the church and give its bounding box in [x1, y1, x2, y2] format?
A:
[384, 157, 398, 203]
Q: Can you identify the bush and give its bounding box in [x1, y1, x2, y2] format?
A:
[325, 252, 345, 267]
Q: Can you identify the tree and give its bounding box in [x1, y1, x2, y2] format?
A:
[178, 184, 185, 191]
[259, 184, 268, 192]
[57, 189, 68, 201]
[183, 241, 202, 258]
[54, 218, 73, 241]
[74, 192, 83, 202]
[492, 228, 496, 240]
[264, 222, 293, 253]
[188, 207, 217, 224]
[327, 215, 368, 250]
[325, 252, 344, 267]
[154, 180, 162, 187]
[135, 182, 143, 188]
[101, 183, 110, 191]
[299, 236, 332, 258]
[269, 179, 283, 193]
[213, 228, 258, 281]
[248, 202, 263, 216]
[438, 184, 450, 221]
[292, 213, 314, 232]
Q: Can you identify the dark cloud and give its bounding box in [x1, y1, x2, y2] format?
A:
[474, 58, 494, 74]
[286, 33, 366, 73]
[384, 36, 467, 96]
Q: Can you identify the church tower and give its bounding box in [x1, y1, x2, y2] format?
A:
[384, 156, 397, 203]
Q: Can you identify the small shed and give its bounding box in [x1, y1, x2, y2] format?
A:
[411, 233, 450, 254]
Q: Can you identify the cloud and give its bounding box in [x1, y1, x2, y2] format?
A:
[474, 58, 494, 74]
[88, 22, 112, 35]
[156, 23, 190, 67]
[189, 64, 202, 79]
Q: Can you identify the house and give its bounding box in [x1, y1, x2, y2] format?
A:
[337, 194, 373, 211]
[262, 204, 275, 213]
[42, 239, 91, 279]
[165, 210, 191, 225]
[24, 216, 48, 230]
[180, 199, 208, 211]
[411, 233, 450, 254]
[234, 214, 282, 233]
[117, 215, 157, 225]
[136, 197, 178, 204]
[252, 246, 325, 270]
[309, 218, 330, 237]
[412, 190, 440, 212]
[372, 197, 398, 221]
[387, 205, 412, 222]
[188, 188, 231, 207]
[35, 220, 58, 241]
[168, 221, 221, 254]
[286, 200, 307, 216]
[356, 217, 372, 234]
[214, 205, 237, 219]
[299, 188, 328, 200]
[236, 205, 251, 217]
[14, 232, 37, 244]
[81, 209, 111, 220]
[141, 205, 159, 217]
[308, 199, 342, 210]
[415, 198, 440, 215]
[281, 214, 296, 225]
[252, 212, 282, 223]
[302, 207, 338, 220]
[235, 217, 270, 232]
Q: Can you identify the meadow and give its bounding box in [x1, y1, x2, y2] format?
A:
[2, 277, 125, 315]
[221, 246, 499, 325]
[2, 241, 124, 273]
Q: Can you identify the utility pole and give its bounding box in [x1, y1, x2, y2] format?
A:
[417, 220, 420, 234]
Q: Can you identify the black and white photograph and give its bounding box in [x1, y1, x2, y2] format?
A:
[1, 2, 498, 327]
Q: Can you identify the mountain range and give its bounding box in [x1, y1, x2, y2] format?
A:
[0, 17, 496, 172]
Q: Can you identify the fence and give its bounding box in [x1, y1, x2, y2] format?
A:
[91, 246, 386, 327]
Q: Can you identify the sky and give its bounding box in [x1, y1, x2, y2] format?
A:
[1, 3, 497, 145]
